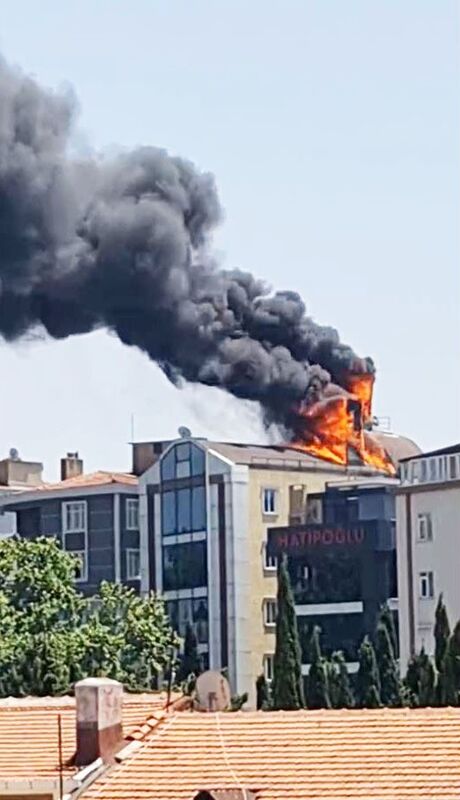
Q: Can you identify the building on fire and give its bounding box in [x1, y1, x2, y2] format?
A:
[267, 478, 400, 683]
[396, 442, 460, 670]
[134, 428, 418, 705]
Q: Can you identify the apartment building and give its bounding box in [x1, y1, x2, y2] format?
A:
[397, 443, 460, 668]
[0, 450, 44, 538]
[267, 479, 399, 682]
[2, 453, 141, 594]
[135, 431, 416, 705]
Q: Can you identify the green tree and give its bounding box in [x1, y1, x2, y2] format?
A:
[305, 626, 331, 709]
[272, 555, 304, 710]
[434, 594, 451, 704]
[356, 636, 381, 709]
[375, 622, 402, 707]
[256, 674, 271, 710]
[441, 621, 460, 706]
[328, 651, 354, 709]
[177, 623, 202, 684]
[404, 647, 435, 707]
[0, 537, 178, 697]
[378, 603, 398, 657]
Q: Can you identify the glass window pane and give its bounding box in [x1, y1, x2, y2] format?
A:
[176, 443, 190, 462]
[178, 598, 193, 637]
[193, 598, 208, 644]
[176, 460, 191, 479]
[161, 450, 175, 481]
[191, 445, 205, 476]
[162, 491, 176, 535]
[162, 542, 207, 590]
[177, 488, 191, 533]
[192, 485, 206, 530]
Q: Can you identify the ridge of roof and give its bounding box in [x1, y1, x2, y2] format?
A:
[32, 470, 138, 492]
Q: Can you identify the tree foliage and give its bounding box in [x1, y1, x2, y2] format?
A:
[272, 555, 304, 710]
[256, 674, 272, 710]
[177, 623, 202, 684]
[378, 603, 398, 657]
[305, 626, 331, 709]
[0, 537, 178, 697]
[356, 636, 381, 708]
[434, 594, 450, 672]
[328, 651, 354, 709]
[441, 621, 460, 706]
[404, 647, 435, 708]
[375, 622, 402, 707]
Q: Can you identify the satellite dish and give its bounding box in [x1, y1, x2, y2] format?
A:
[178, 426, 192, 440]
[195, 671, 231, 712]
[9, 448, 19, 461]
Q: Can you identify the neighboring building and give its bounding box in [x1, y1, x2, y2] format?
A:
[0, 450, 44, 538]
[1, 453, 140, 594]
[2, 678, 460, 800]
[135, 432, 416, 704]
[397, 443, 460, 668]
[267, 478, 399, 679]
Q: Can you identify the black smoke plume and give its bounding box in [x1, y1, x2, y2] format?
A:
[0, 55, 374, 429]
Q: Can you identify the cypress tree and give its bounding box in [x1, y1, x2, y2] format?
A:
[434, 594, 450, 672]
[328, 651, 354, 709]
[177, 623, 202, 683]
[378, 603, 398, 657]
[375, 622, 402, 707]
[256, 674, 271, 710]
[356, 636, 381, 708]
[305, 626, 331, 709]
[272, 554, 304, 710]
[434, 595, 451, 704]
[404, 647, 435, 707]
[442, 621, 460, 706]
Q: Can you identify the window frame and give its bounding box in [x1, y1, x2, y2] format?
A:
[417, 513, 433, 543]
[419, 571, 434, 599]
[161, 484, 206, 537]
[125, 498, 139, 531]
[126, 548, 141, 580]
[263, 598, 277, 627]
[263, 542, 277, 571]
[62, 500, 87, 534]
[263, 654, 274, 682]
[73, 550, 88, 583]
[262, 487, 278, 515]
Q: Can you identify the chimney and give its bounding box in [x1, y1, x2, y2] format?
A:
[61, 452, 83, 481]
[0, 455, 43, 487]
[75, 677, 124, 766]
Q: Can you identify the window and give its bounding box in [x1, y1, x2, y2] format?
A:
[449, 455, 458, 480]
[73, 551, 87, 583]
[165, 597, 209, 643]
[126, 548, 141, 580]
[429, 458, 437, 482]
[263, 654, 274, 682]
[62, 501, 86, 533]
[161, 442, 206, 481]
[417, 513, 433, 542]
[419, 571, 434, 599]
[125, 498, 139, 530]
[263, 543, 277, 571]
[162, 541, 207, 591]
[262, 488, 278, 515]
[263, 599, 277, 627]
[161, 485, 206, 536]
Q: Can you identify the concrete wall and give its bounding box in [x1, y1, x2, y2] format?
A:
[397, 484, 460, 668]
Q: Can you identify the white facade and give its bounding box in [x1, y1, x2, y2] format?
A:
[397, 446, 460, 668]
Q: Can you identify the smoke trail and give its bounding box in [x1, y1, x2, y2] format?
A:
[0, 55, 373, 429]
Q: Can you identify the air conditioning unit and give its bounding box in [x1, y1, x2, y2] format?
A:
[306, 498, 323, 524]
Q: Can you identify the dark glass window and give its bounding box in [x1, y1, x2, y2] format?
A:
[288, 553, 362, 604]
[162, 491, 176, 535]
[162, 541, 207, 591]
[165, 597, 209, 644]
[160, 442, 206, 482]
[298, 614, 364, 663]
[192, 485, 206, 530]
[177, 488, 191, 533]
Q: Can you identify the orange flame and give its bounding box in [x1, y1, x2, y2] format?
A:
[290, 373, 396, 475]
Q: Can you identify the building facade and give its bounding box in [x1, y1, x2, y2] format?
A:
[2, 454, 141, 595]
[136, 435, 401, 704]
[397, 443, 460, 668]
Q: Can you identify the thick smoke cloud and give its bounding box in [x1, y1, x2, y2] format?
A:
[0, 55, 373, 429]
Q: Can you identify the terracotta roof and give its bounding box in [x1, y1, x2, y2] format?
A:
[83, 707, 460, 800]
[0, 692, 175, 779]
[34, 471, 138, 491]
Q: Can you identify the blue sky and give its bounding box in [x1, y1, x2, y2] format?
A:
[0, 0, 459, 478]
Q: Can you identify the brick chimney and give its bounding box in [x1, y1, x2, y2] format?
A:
[75, 677, 124, 766]
[61, 452, 83, 481]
